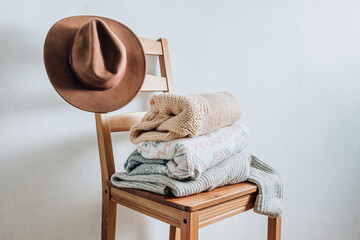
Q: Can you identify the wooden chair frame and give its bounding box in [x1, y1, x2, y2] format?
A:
[95, 37, 281, 240]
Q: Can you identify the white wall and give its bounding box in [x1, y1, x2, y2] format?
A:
[1, 0, 360, 239]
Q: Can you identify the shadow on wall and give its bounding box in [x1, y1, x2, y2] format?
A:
[0, 26, 41, 66]
[0, 133, 98, 238]
[0, 124, 150, 239]
[0, 26, 65, 115]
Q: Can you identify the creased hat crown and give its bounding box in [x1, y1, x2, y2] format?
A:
[70, 18, 127, 90]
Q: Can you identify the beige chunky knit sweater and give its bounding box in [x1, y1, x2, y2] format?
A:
[130, 92, 242, 144]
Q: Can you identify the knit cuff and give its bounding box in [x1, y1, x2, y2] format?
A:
[254, 195, 283, 218]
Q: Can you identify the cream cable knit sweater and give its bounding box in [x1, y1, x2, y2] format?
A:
[130, 92, 242, 144]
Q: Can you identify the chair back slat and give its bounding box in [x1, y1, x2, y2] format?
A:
[109, 112, 146, 132]
[141, 74, 168, 92]
[139, 37, 163, 55]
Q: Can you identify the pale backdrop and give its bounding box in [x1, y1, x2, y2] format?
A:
[1, 0, 359, 239]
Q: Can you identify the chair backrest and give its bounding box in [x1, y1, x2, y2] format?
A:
[95, 37, 175, 182]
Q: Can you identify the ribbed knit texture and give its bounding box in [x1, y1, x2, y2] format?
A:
[247, 156, 284, 217]
[134, 123, 249, 180]
[113, 152, 250, 197]
[129, 92, 242, 144]
[111, 153, 284, 218]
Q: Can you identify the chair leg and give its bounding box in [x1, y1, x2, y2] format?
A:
[180, 211, 199, 240]
[101, 186, 117, 240]
[169, 225, 181, 240]
[267, 217, 281, 240]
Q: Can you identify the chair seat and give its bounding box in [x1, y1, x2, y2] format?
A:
[110, 182, 257, 211]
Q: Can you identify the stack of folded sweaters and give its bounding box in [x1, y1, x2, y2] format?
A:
[111, 92, 284, 218]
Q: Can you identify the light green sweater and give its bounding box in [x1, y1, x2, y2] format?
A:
[111, 151, 284, 218]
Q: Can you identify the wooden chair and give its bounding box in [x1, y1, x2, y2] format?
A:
[95, 37, 282, 240]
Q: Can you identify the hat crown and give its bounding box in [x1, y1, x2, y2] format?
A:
[70, 18, 127, 90]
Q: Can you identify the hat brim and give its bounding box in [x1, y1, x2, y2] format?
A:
[44, 16, 146, 113]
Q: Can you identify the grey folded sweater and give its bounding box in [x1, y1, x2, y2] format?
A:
[111, 151, 284, 218]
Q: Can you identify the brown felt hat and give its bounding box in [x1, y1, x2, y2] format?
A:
[44, 16, 146, 113]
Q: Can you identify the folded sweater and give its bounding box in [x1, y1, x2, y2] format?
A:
[130, 92, 242, 144]
[133, 123, 249, 180]
[111, 153, 284, 218]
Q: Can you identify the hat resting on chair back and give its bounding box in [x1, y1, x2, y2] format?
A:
[44, 16, 146, 113]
